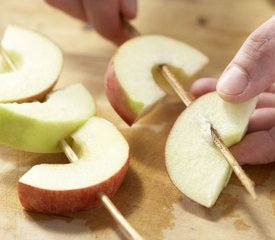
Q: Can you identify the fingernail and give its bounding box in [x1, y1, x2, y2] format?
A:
[217, 65, 249, 95]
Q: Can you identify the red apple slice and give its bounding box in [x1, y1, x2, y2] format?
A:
[0, 84, 95, 153]
[0, 25, 63, 103]
[165, 92, 257, 207]
[105, 35, 208, 125]
[18, 117, 129, 214]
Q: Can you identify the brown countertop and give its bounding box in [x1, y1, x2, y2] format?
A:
[1, 0, 275, 239]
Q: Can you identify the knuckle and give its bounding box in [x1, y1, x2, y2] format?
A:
[245, 35, 275, 60]
[244, 22, 275, 61]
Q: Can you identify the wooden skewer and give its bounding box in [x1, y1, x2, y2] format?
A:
[0, 46, 143, 240]
[160, 65, 193, 107]
[210, 128, 256, 199]
[161, 64, 256, 199]
[59, 140, 143, 240]
[98, 191, 143, 240]
[0, 45, 18, 72]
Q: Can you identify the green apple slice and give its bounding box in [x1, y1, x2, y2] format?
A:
[165, 92, 257, 207]
[105, 35, 208, 125]
[0, 25, 63, 102]
[0, 84, 95, 153]
[18, 117, 129, 214]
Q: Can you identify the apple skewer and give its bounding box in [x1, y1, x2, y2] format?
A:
[0, 46, 143, 240]
[160, 64, 256, 199]
[161, 65, 256, 198]
[127, 22, 256, 199]
[59, 140, 143, 240]
[126, 23, 255, 198]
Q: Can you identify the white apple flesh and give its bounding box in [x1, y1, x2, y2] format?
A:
[105, 35, 208, 125]
[0, 25, 63, 102]
[0, 84, 95, 153]
[165, 92, 257, 207]
[18, 117, 129, 214]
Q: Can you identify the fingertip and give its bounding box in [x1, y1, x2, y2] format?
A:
[231, 129, 275, 165]
[216, 64, 252, 103]
[247, 108, 275, 133]
[217, 86, 260, 104]
[45, 0, 62, 8]
[45, 0, 53, 4]
[112, 33, 131, 46]
[82, 0, 136, 46]
[190, 77, 217, 98]
[216, 90, 242, 103]
[111, 21, 139, 45]
[121, 0, 137, 19]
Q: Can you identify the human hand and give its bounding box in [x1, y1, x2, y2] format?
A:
[191, 16, 275, 165]
[45, 0, 137, 45]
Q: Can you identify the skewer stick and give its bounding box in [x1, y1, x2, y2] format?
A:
[160, 65, 193, 107]
[59, 140, 143, 240]
[0, 45, 17, 72]
[160, 64, 256, 199]
[210, 128, 256, 199]
[0, 45, 143, 240]
[98, 191, 143, 240]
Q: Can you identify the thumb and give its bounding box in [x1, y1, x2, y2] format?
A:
[217, 16, 275, 103]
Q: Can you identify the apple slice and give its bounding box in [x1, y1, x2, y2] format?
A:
[0, 84, 95, 153]
[0, 25, 63, 103]
[105, 35, 208, 125]
[18, 117, 129, 214]
[165, 92, 257, 207]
